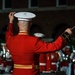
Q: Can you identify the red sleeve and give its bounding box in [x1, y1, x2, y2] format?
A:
[5, 23, 13, 41]
[34, 36, 66, 53]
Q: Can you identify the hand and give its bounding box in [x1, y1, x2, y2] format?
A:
[9, 12, 15, 23]
[65, 28, 72, 35]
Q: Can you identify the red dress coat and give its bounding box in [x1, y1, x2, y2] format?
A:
[39, 53, 46, 72]
[5, 23, 66, 75]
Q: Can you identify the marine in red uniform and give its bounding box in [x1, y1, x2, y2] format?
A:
[33, 33, 47, 72]
[39, 53, 46, 72]
[46, 52, 59, 72]
[5, 12, 72, 75]
[46, 53, 52, 71]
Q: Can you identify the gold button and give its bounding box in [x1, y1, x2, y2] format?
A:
[49, 68, 50, 70]
[47, 56, 50, 60]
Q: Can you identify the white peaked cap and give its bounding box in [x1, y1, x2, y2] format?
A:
[34, 33, 45, 37]
[66, 45, 70, 48]
[14, 12, 36, 21]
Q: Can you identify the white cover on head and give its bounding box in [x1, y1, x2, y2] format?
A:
[14, 12, 36, 21]
[34, 33, 45, 37]
[66, 45, 70, 48]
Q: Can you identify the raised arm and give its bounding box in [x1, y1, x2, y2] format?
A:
[6, 12, 15, 41]
[34, 28, 72, 53]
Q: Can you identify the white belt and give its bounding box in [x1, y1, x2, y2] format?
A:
[39, 63, 46, 66]
[51, 62, 56, 65]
